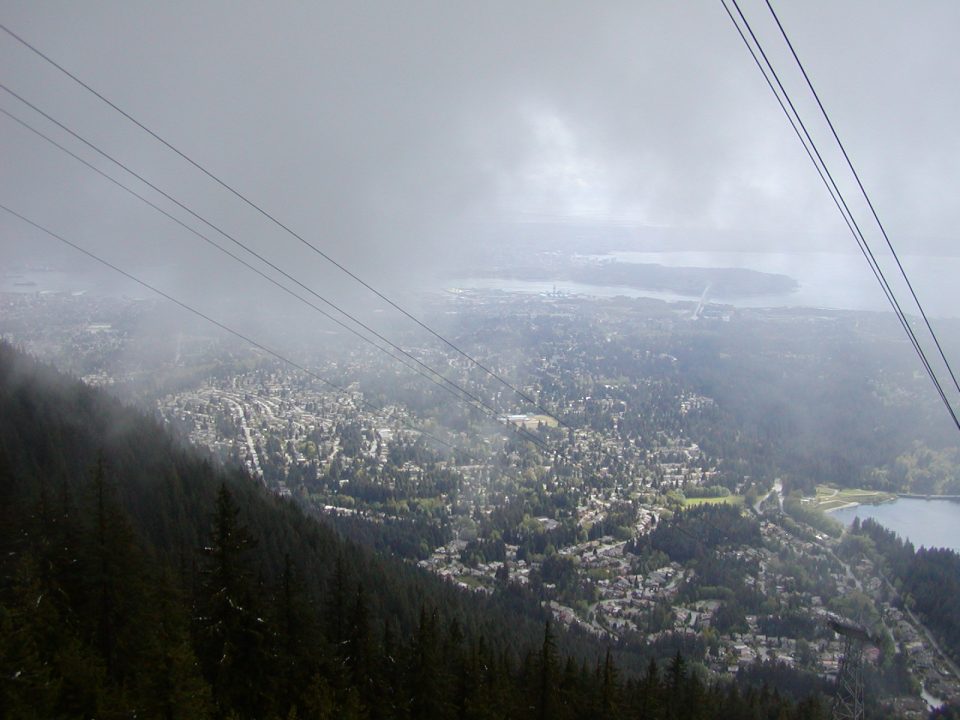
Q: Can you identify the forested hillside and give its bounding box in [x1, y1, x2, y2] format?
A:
[853, 518, 960, 666]
[0, 342, 824, 718]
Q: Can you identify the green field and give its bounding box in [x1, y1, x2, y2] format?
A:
[683, 495, 744, 507]
[507, 414, 559, 429]
[813, 485, 896, 511]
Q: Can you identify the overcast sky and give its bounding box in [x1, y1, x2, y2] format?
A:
[1, 1, 958, 314]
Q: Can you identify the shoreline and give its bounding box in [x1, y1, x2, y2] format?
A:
[815, 486, 898, 514]
[822, 494, 959, 512]
[823, 501, 859, 514]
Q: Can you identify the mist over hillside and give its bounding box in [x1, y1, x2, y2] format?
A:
[3, 1, 960, 717]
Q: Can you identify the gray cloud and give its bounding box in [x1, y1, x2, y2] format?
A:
[1, 0, 958, 319]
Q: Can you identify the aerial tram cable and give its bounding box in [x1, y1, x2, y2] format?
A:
[0, 83, 518, 434]
[721, 0, 951, 413]
[0, 86, 553, 452]
[0, 104, 503, 416]
[0, 130, 551, 457]
[718, 0, 953, 426]
[762, 0, 960, 399]
[719, 0, 960, 432]
[0, 21, 568, 430]
[721, 0, 959, 433]
[0, 202, 460, 452]
[724, 0, 959, 427]
[723, 0, 960, 431]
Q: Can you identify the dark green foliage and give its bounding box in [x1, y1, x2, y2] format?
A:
[854, 518, 960, 664]
[736, 659, 833, 703]
[670, 317, 957, 493]
[630, 503, 761, 563]
[195, 483, 270, 716]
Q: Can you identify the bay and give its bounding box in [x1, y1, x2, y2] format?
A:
[446, 277, 698, 304]
[450, 251, 960, 319]
[0, 268, 145, 298]
[831, 498, 960, 552]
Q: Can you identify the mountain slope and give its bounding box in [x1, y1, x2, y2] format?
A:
[0, 342, 820, 719]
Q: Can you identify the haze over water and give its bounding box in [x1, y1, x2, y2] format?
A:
[451, 250, 960, 319]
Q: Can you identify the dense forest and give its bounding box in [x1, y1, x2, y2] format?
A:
[0, 342, 834, 718]
[852, 518, 960, 665]
[667, 313, 960, 494]
[628, 504, 762, 564]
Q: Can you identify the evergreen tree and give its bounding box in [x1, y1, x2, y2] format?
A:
[0, 565, 60, 719]
[325, 554, 349, 651]
[275, 554, 322, 717]
[195, 483, 270, 718]
[666, 651, 686, 720]
[127, 564, 213, 720]
[81, 457, 144, 682]
[346, 584, 374, 705]
[638, 656, 662, 719]
[536, 620, 559, 720]
[600, 647, 619, 719]
[409, 606, 448, 720]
